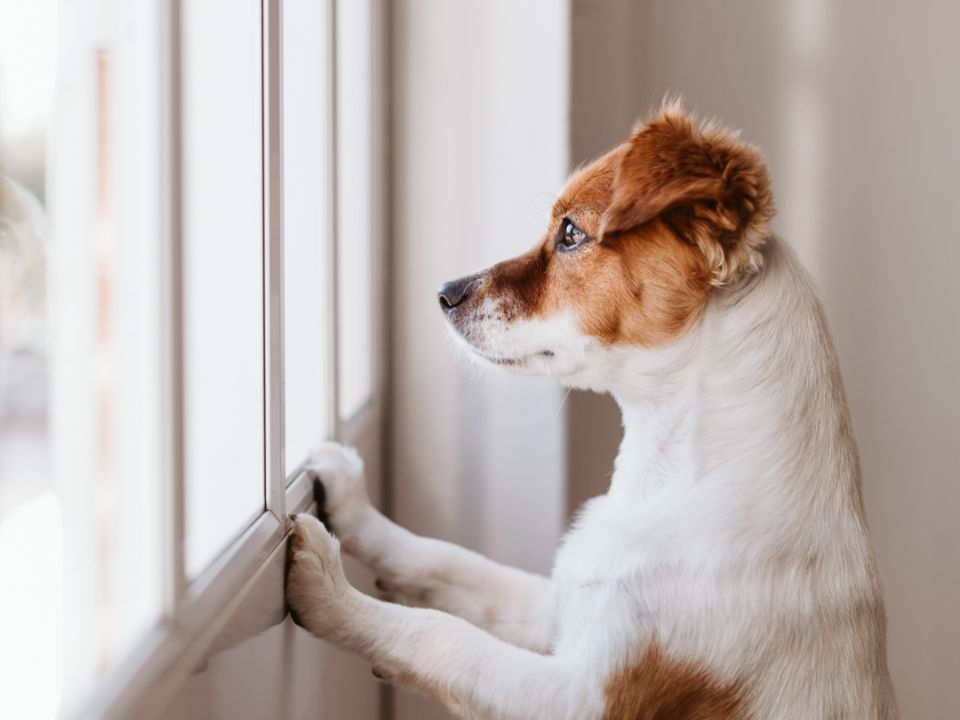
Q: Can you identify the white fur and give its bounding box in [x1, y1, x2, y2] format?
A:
[286, 236, 897, 719]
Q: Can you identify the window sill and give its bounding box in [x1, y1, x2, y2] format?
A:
[74, 480, 321, 720]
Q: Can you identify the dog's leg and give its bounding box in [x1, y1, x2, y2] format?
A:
[287, 514, 598, 720]
[302, 443, 556, 652]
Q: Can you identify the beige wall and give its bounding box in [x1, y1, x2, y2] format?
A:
[568, 0, 960, 716]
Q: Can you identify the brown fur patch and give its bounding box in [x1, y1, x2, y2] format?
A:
[487, 243, 550, 319]
[545, 220, 712, 346]
[601, 641, 749, 720]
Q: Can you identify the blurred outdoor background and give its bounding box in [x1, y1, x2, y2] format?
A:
[0, 1, 957, 718]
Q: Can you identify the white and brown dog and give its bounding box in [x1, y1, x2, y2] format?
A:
[286, 104, 897, 719]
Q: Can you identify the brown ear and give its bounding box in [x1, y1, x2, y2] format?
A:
[600, 103, 775, 285]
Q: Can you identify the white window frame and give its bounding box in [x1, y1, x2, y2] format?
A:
[71, 0, 387, 717]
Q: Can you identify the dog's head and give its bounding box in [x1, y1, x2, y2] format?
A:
[439, 104, 774, 387]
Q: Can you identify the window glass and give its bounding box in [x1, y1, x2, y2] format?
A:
[336, 0, 375, 419]
[0, 0, 164, 711]
[283, 0, 332, 474]
[181, 0, 265, 577]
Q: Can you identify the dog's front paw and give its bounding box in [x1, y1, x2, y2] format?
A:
[286, 513, 353, 638]
[304, 442, 370, 534]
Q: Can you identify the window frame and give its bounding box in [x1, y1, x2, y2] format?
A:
[71, 0, 387, 716]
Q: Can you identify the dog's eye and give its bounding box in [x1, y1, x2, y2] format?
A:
[558, 219, 587, 251]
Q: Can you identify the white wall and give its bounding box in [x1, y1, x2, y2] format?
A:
[390, 1, 569, 718]
[568, 1, 960, 717]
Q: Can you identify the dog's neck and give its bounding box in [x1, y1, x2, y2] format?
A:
[605, 237, 864, 515]
[607, 365, 700, 503]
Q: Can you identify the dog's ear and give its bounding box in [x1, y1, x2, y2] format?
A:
[600, 103, 774, 285]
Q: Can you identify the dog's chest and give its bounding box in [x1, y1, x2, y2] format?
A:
[555, 506, 642, 584]
[550, 493, 678, 624]
[549, 493, 742, 663]
[552, 490, 686, 583]
[550, 491, 719, 636]
[549, 496, 669, 655]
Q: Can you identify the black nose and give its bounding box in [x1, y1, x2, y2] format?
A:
[437, 274, 477, 311]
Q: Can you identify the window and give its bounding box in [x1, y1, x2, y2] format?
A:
[180, 0, 266, 578]
[336, 0, 376, 421]
[2, 0, 167, 709]
[0, 0, 62, 715]
[0, 0, 384, 717]
[283, 0, 335, 472]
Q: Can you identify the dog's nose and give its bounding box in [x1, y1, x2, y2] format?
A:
[437, 275, 476, 311]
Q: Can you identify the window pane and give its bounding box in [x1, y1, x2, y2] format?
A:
[182, 0, 265, 577]
[283, 0, 332, 474]
[0, 0, 163, 710]
[336, 0, 374, 419]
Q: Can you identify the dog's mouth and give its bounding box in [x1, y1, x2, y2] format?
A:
[476, 349, 555, 366]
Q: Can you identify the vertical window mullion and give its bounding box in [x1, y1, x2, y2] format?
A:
[263, 0, 286, 516]
[160, 0, 186, 617]
[327, 0, 342, 441]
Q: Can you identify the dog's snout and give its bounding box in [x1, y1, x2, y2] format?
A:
[437, 275, 477, 311]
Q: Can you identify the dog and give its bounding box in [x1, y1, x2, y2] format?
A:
[286, 103, 897, 719]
